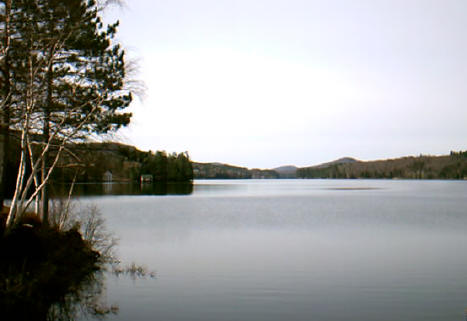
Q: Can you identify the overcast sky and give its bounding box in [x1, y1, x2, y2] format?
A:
[105, 0, 467, 169]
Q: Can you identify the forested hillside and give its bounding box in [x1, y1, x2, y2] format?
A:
[193, 162, 279, 179]
[297, 152, 467, 179]
[53, 142, 193, 183]
[1, 140, 193, 194]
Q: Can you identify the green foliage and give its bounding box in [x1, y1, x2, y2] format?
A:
[143, 151, 193, 182]
[6, 0, 133, 136]
[450, 150, 467, 159]
[153, 151, 168, 181]
[3, 1, 105, 127]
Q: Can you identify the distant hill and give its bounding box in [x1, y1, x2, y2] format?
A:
[296, 152, 467, 179]
[194, 152, 467, 180]
[193, 162, 279, 179]
[312, 157, 359, 169]
[273, 165, 298, 178]
[45, 145, 467, 184]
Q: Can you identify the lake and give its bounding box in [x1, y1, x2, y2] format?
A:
[76, 179, 467, 321]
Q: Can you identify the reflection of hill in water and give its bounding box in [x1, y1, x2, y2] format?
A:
[52, 182, 193, 197]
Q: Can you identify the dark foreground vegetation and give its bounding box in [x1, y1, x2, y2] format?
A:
[0, 211, 109, 321]
[0, 202, 156, 321]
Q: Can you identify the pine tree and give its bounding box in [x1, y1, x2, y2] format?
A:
[3, 0, 132, 228]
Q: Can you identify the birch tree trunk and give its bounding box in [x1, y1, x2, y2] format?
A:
[3, 0, 133, 231]
[0, 0, 12, 211]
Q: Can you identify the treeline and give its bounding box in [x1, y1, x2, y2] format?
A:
[193, 162, 279, 179]
[51, 142, 193, 183]
[297, 152, 467, 179]
[140, 151, 193, 182]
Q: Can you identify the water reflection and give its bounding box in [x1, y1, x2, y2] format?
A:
[46, 270, 117, 321]
[2, 255, 159, 321]
[90, 179, 467, 321]
[1, 258, 116, 321]
[52, 182, 193, 197]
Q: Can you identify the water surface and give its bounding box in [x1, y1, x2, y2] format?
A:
[77, 179, 467, 321]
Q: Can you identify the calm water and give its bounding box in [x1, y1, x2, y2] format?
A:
[76, 179, 467, 321]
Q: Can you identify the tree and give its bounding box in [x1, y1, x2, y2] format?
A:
[410, 158, 425, 179]
[2, 0, 132, 230]
[153, 151, 168, 181]
[0, 0, 12, 210]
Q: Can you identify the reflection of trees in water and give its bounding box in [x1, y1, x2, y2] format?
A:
[1, 260, 115, 321]
[1, 202, 155, 321]
[0, 206, 119, 321]
[1, 244, 117, 321]
[51, 182, 194, 197]
[2, 256, 156, 321]
[47, 269, 118, 321]
[46, 262, 156, 321]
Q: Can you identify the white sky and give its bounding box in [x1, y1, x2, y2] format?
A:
[105, 0, 467, 168]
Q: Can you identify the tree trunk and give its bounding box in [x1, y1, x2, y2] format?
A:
[0, 0, 12, 211]
[41, 66, 52, 226]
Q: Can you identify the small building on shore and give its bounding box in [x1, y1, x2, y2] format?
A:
[103, 170, 113, 182]
[140, 174, 153, 183]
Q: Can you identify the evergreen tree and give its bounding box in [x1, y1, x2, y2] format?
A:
[153, 151, 168, 181]
[2, 0, 132, 228]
